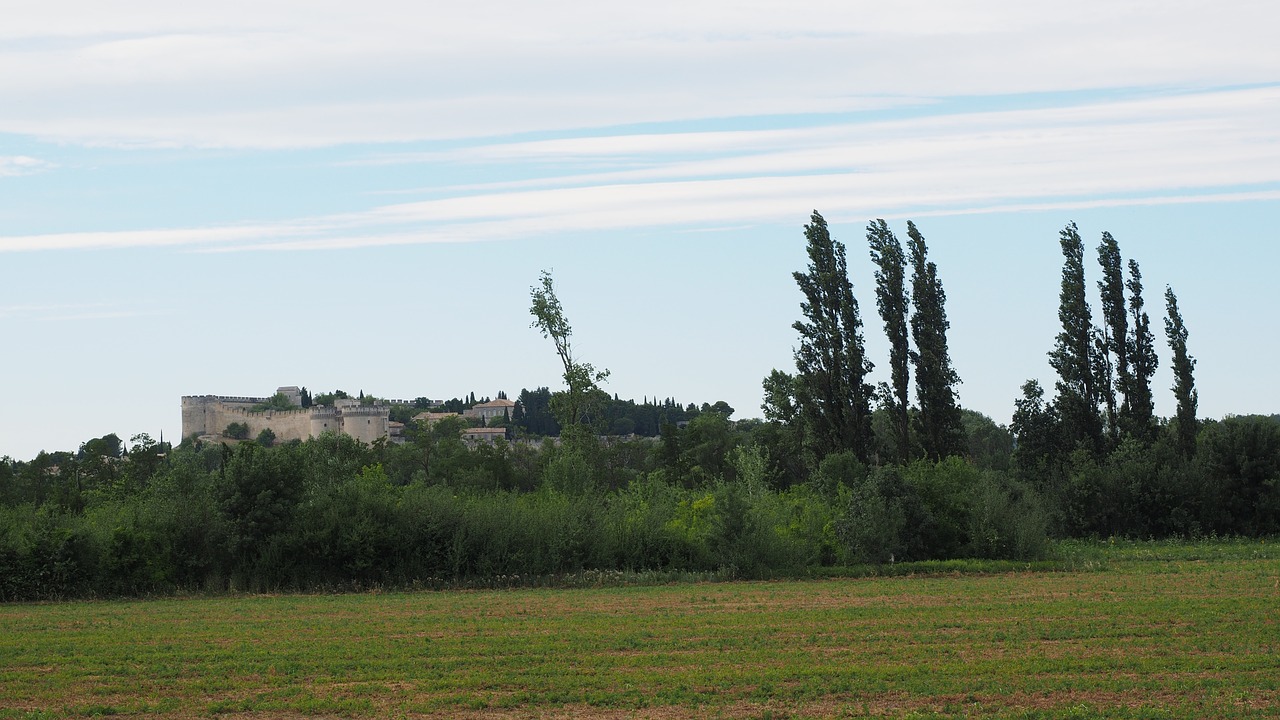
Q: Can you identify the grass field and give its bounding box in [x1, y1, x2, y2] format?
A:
[1, 539, 1277, 719]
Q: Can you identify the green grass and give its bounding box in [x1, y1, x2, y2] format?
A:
[1, 539, 1277, 718]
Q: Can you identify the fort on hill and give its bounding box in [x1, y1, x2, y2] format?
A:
[181, 385, 393, 444]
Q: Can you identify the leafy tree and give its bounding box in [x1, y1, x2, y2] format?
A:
[758, 369, 807, 488]
[124, 433, 167, 489]
[252, 393, 294, 412]
[1096, 232, 1129, 441]
[790, 211, 875, 464]
[868, 219, 911, 463]
[961, 409, 1014, 472]
[312, 390, 348, 407]
[529, 270, 610, 442]
[224, 422, 250, 440]
[1049, 223, 1102, 453]
[761, 370, 798, 425]
[80, 433, 123, 459]
[906, 221, 965, 461]
[679, 413, 740, 485]
[256, 428, 277, 448]
[1125, 260, 1159, 440]
[214, 442, 304, 564]
[1010, 379, 1061, 487]
[1164, 286, 1198, 457]
[1197, 415, 1280, 535]
[708, 400, 735, 418]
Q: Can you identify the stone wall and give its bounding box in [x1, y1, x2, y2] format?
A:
[181, 394, 390, 444]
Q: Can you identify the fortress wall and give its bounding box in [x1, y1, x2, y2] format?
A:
[182, 394, 392, 444]
[182, 395, 274, 439]
[341, 406, 390, 444]
[181, 396, 224, 439]
[218, 406, 314, 442]
[309, 407, 341, 437]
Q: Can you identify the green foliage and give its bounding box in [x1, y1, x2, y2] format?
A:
[1096, 232, 1128, 441]
[251, 392, 295, 412]
[223, 422, 250, 440]
[837, 458, 1050, 564]
[906, 221, 965, 461]
[868, 218, 911, 463]
[214, 442, 305, 566]
[790, 211, 876, 465]
[1124, 259, 1159, 441]
[961, 409, 1013, 472]
[1164, 285, 1199, 458]
[1050, 222, 1103, 453]
[1197, 415, 1280, 535]
[529, 270, 610, 439]
[836, 465, 915, 564]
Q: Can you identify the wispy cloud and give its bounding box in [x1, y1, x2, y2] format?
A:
[0, 155, 54, 177]
[1, 1, 1276, 148]
[2, 86, 1276, 253]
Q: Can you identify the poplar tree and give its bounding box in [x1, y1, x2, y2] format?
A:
[791, 211, 875, 463]
[868, 219, 911, 463]
[1124, 259, 1158, 440]
[1049, 223, 1102, 452]
[529, 270, 610, 441]
[906, 221, 965, 461]
[1096, 233, 1128, 441]
[1164, 286, 1198, 457]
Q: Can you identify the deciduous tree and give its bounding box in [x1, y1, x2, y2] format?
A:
[868, 219, 911, 463]
[529, 271, 610, 444]
[790, 211, 875, 464]
[1096, 232, 1128, 442]
[1164, 286, 1198, 457]
[1125, 260, 1159, 440]
[907, 221, 965, 461]
[1049, 223, 1102, 453]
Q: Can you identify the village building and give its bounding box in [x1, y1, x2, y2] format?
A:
[462, 398, 516, 423]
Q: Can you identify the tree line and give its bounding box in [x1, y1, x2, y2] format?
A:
[0, 215, 1277, 600]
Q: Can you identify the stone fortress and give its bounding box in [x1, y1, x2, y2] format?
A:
[181, 386, 394, 445]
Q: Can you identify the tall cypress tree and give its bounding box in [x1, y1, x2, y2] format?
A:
[906, 221, 965, 461]
[1124, 259, 1158, 440]
[1164, 286, 1198, 457]
[791, 211, 876, 464]
[1049, 223, 1102, 452]
[868, 219, 911, 463]
[1096, 232, 1129, 442]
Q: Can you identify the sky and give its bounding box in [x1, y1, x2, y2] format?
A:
[2, 0, 1279, 459]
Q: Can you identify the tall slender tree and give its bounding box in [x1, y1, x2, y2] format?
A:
[791, 211, 876, 464]
[1164, 286, 1198, 457]
[1124, 259, 1158, 440]
[529, 270, 609, 442]
[868, 219, 911, 463]
[906, 221, 965, 461]
[1096, 232, 1129, 442]
[1049, 223, 1103, 452]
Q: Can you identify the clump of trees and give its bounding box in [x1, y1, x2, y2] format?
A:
[760, 213, 1041, 565]
[0, 215, 1275, 602]
[1004, 222, 1262, 538]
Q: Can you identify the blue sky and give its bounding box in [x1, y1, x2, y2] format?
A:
[2, 1, 1279, 459]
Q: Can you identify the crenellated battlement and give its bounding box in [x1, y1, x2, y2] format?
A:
[339, 405, 387, 416]
[182, 394, 269, 405]
[222, 406, 312, 418]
